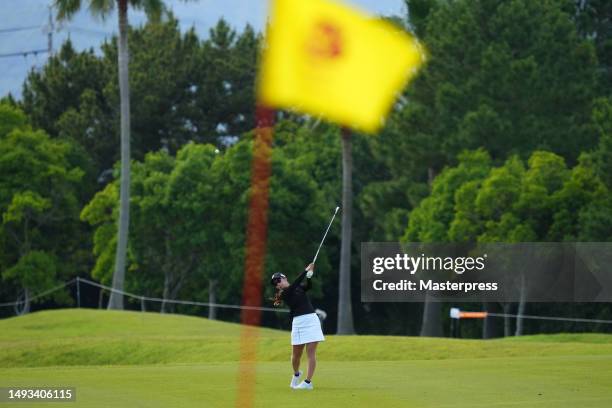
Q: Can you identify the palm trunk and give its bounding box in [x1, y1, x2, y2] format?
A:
[337, 128, 355, 334]
[419, 293, 443, 336]
[108, 0, 131, 310]
[15, 288, 31, 315]
[503, 303, 512, 337]
[161, 274, 170, 314]
[482, 302, 500, 339]
[515, 273, 526, 336]
[161, 237, 172, 313]
[482, 302, 492, 338]
[419, 167, 442, 337]
[168, 275, 184, 313]
[208, 279, 217, 320]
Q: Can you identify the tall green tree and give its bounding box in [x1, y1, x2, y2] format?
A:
[155, 144, 216, 312]
[54, 0, 166, 309]
[574, 0, 612, 93]
[420, 0, 597, 162]
[23, 17, 259, 181]
[591, 97, 612, 187]
[411, 148, 611, 336]
[101, 16, 201, 157]
[404, 149, 492, 336]
[208, 132, 330, 315]
[22, 40, 107, 137]
[375, 0, 601, 336]
[0, 103, 29, 137]
[82, 134, 329, 317]
[577, 98, 612, 241]
[0, 104, 84, 313]
[377, 0, 600, 226]
[192, 20, 259, 143]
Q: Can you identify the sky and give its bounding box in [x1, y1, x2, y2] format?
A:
[0, 0, 407, 99]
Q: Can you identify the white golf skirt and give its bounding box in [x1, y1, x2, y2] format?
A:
[291, 313, 325, 345]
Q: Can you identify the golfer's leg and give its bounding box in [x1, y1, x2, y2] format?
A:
[292, 345, 305, 373]
[306, 342, 318, 381]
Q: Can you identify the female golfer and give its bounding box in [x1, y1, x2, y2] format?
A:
[271, 263, 324, 390]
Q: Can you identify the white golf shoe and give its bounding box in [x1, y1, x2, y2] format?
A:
[290, 371, 302, 389]
[294, 381, 313, 390]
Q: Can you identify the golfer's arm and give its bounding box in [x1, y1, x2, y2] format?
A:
[302, 276, 312, 291]
[289, 270, 308, 290]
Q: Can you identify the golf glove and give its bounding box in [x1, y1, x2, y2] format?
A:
[306, 270, 313, 279]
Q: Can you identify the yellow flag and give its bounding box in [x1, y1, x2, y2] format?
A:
[258, 0, 425, 133]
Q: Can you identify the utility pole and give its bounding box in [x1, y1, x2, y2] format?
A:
[47, 5, 54, 55]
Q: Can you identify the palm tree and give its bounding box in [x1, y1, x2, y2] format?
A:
[337, 127, 355, 334]
[54, 0, 164, 309]
[419, 167, 443, 337]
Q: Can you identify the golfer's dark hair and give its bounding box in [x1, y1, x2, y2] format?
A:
[272, 288, 283, 307]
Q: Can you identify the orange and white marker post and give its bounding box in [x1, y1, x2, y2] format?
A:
[449, 308, 488, 338]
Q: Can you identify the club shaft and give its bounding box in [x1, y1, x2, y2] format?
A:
[312, 209, 338, 264]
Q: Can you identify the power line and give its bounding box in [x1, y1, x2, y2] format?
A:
[47, 5, 54, 55]
[0, 49, 49, 59]
[66, 26, 113, 36]
[0, 25, 42, 34]
[0, 8, 53, 60]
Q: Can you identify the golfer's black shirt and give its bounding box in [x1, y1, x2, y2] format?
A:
[281, 270, 315, 319]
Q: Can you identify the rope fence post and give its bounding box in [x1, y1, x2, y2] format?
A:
[76, 277, 81, 308]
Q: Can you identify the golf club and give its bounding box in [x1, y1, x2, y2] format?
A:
[312, 206, 340, 265]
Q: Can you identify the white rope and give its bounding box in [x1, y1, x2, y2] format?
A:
[77, 277, 289, 313]
[0, 279, 75, 307]
[0, 277, 288, 313]
[4, 279, 610, 324]
[486, 312, 612, 325]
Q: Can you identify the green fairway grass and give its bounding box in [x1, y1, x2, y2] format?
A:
[1, 309, 611, 407]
